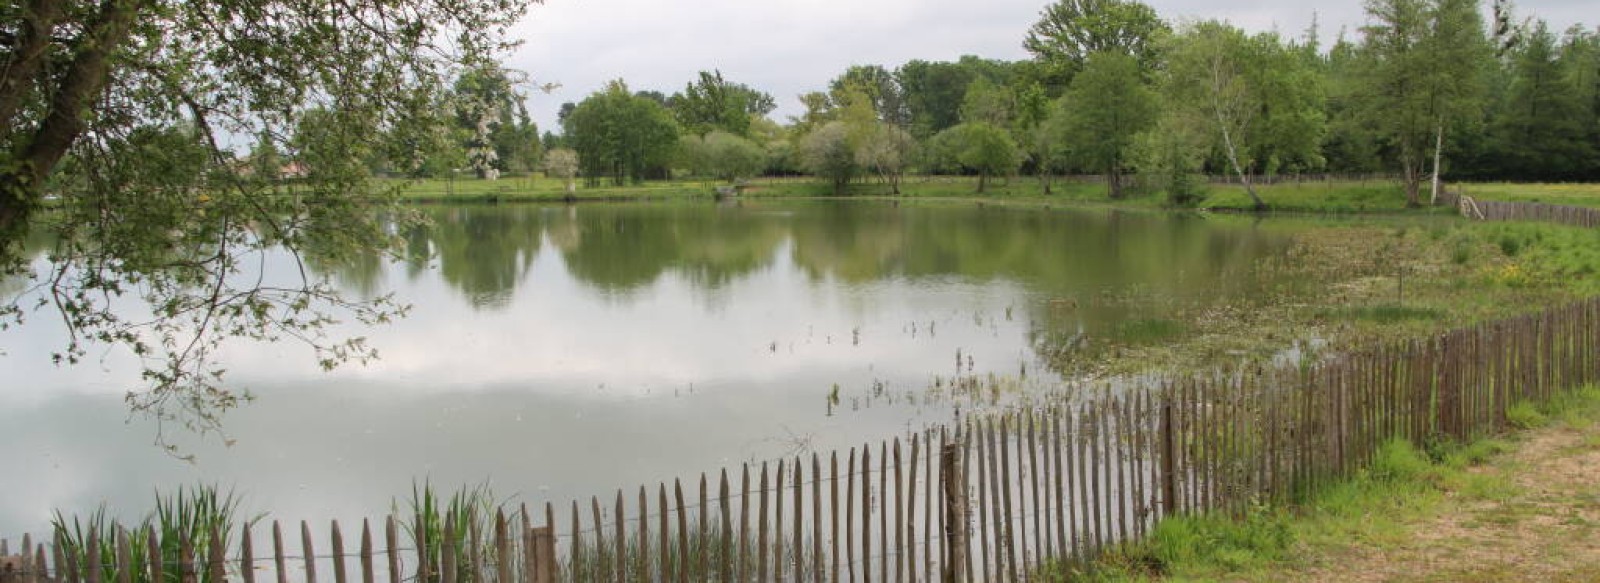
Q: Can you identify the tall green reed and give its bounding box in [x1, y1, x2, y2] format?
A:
[50, 485, 260, 583]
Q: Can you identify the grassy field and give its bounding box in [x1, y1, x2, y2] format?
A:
[1461, 182, 1600, 209]
[1046, 385, 1600, 582]
[1200, 180, 1428, 213]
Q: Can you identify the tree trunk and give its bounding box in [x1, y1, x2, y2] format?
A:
[1429, 122, 1444, 206]
[1, 0, 143, 242]
[1218, 121, 1267, 212]
[1039, 171, 1052, 196]
[977, 173, 987, 194]
[1107, 171, 1122, 199]
[0, 0, 64, 137]
[0, 173, 31, 244]
[1402, 151, 1422, 208]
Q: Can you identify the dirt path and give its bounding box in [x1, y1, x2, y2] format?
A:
[1289, 418, 1600, 582]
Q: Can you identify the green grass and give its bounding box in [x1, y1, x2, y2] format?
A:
[1042, 439, 1464, 582]
[392, 175, 734, 202]
[1323, 304, 1446, 325]
[387, 173, 1451, 215]
[1050, 384, 1600, 581]
[1506, 401, 1548, 430]
[389, 173, 1154, 206]
[1461, 183, 1600, 209]
[1112, 318, 1188, 344]
[1471, 223, 1600, 293]
[1200, 180, 1434, 213]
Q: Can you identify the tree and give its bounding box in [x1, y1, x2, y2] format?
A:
[747, 116, 798, 175]
[1024, 0, 1169, 84]
[936, 123, 1021, 193]
[855, 124, 917, 195]
[896, 57, 1013, 138]
[830, 65, 910, 127]
[1161, 22, 1327, 211]
[1027, 96, 1072, 195]
[1058, 52, 1159, 198]
[789, 91, 848, 136]
[701, 131, 767, 183]
[1357, 0, 1490, 206]
[541, 130, 565, 153]
[563, 80, 681, 186]
[959, 77, 1017, 128]
[1560, 26, 1600, 180]
[1322, 34, 1386, 174]
[675, 134, 713, 179]
[0, 0, 533, 444]
[671, 70, 775, 137]
[250, 132, 283, 182]
[1133, 109, 1210, 206]
[543, 148, 581, 195]
[799, 121, 859, 195]
[1486, 21, 1595, 179]
[454, 65, 519, 179]
[494, 100, 542, 174]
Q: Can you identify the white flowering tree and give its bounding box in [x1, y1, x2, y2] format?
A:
[544, 148, 581, 194]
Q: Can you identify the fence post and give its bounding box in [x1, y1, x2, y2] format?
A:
[940, 441, 967, 583]
[1160, 399, 1178, 520]
[529, 527, 555, 583]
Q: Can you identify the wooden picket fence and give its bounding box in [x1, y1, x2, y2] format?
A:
[1443, 191, 1600, 228]
[1467, 198, 1600, 228]
[4, 297, 1598, 582]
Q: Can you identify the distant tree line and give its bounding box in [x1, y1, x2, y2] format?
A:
[403, 0, 1600, 207]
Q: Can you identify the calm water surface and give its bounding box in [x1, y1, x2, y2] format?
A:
[0, 200, 1294, 535]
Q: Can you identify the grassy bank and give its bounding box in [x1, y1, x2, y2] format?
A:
[390, 174, 1138, 205]
[374, 173, 1599, 214]
[1048, 384, 1600, 582]
[391, 173, 1460, 214]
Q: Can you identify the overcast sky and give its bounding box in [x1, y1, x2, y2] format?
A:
[508, 0, 1594, 133]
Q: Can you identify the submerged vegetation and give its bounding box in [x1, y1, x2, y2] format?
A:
[1046, 217, 1600, 379]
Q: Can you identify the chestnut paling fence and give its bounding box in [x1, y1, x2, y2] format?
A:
[3, 297, 1597, 583]
[1438, 189, 1600, 228]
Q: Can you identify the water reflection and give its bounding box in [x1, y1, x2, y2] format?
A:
[381, 202, 1285, 313]
[0, 200, 1296, 536]
[409, 206, 545, 309]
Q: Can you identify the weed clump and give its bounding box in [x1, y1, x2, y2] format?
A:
[1370, 439, 1435, 483]
[1506, 401, 1549, 430]
[1147, 505, 1292, 574]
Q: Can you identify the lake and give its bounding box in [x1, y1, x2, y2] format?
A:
[0, 200, 1297, 536]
